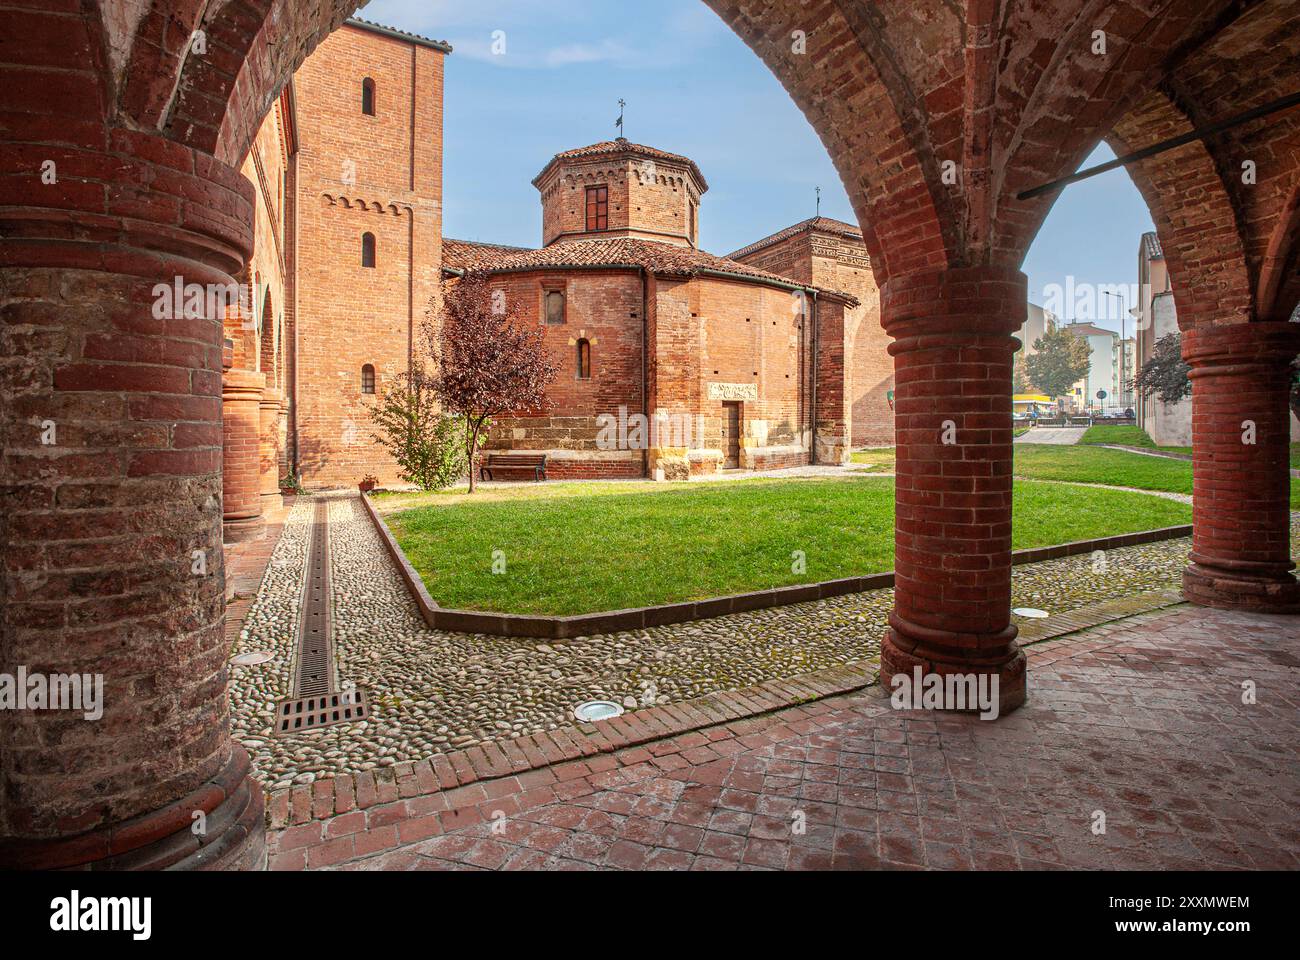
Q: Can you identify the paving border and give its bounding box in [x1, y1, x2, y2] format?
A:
[264, 596, 1194, 870]
[361, 490, 1190, 639]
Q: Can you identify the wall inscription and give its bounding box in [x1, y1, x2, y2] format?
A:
[707, 382, 758, 401]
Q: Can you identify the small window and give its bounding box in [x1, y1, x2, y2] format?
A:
[585, 185, 608, 231]
[361, 364, 375, 395]
[688, 200, 696, 246]
[544, 289, 565, 325]
[362, 78, 375, 116]
[576, 339, 591, 380]
[361, 232, 375, 267]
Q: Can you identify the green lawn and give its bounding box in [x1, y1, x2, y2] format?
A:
[1014, 443, 1300, 508]
[849, 447, 896, 473]
[1079, 424, 1155, 447]
[386, 475, 1192, 615]
[1012, 445, 1193, 495]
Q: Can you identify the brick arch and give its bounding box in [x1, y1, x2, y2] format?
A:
[1107, 87, 1255, 330]
[990, 0, 1245, 268]
[152, 0, 364, 163]
[259, 286, 276, 383]
[1258, 176, 1300, 322]
[703, 0, 949, 282]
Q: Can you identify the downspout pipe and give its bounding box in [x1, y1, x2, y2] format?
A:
[809, 289, 819, 465]
[641, 267, 650, 479]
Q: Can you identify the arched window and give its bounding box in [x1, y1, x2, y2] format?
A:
[361, 232, 376, 268]
[576, 339, 591, 380]
[361, 364, 376, 395]
[362, 78, 376, 116]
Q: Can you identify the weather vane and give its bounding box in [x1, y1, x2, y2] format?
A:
[616, 99, 626, 139]
[816, 186, 821, 217]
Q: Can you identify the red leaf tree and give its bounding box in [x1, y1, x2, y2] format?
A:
[426, 275, 559, 492]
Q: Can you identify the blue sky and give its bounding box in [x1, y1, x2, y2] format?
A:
[362, 0, 1154, 335]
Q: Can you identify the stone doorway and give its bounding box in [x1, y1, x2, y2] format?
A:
[721, 401, 742, 468]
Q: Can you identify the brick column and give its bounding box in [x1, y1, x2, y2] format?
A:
[222, 369, 266, 542]
[0, 129, 264, 869]
[278, 396, 291, 478]
[879, 266, 1027, 715]
[260, 385, 285, 512]
[1182, 322, 1300, 613]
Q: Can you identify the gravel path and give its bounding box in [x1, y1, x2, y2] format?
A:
[227, 491, 1207, 791]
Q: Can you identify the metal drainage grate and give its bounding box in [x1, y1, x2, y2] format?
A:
[273, 499, 371, 736]
[275, 689, 370, 735]
[296, 501, 334, 697]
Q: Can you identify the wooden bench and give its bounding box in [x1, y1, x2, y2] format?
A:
[479, 453, 547, 482]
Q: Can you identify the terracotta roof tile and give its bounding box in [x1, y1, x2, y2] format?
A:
[728, 216, 865, 261]
[442, 236, 858, 305]
[442, 238, 535, 271]
[532, 139, 708, 191]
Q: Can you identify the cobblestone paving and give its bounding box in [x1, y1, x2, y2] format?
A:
[229, 493, 1209, 791]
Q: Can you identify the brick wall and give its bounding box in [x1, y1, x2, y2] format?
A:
[472, 267, 850, 478]
[291, 25, 445, 488]
[732, 227, 891, 447]
[537, 154, 703, 247]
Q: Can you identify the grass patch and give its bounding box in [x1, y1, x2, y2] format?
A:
[387, 475, 1191, 616]
[1079, 424, 1155, 447]
[1013, 445, 1193, 494]
[1015, 444, 1300, 508]
[849, 447, 896, 473]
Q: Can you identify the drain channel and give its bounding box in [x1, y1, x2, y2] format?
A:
[274, 500, 368, 736]
[296, 501, 333, 697]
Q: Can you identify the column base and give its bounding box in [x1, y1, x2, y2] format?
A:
[223, 514, 266, 544]
[1183, 561, 1300, 615]
[880, 614, 1027, 716]
[0, 748, 265, 871]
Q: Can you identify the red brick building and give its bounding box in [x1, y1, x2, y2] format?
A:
[444, 140, 858, 479]
[729, 217, 892, 447]
[217, 18, 449, 537]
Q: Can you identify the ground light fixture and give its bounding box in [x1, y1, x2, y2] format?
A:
[573, 700, 625, 722]
[231, 651, 275, 666]
[1012, 608, 1050, 619]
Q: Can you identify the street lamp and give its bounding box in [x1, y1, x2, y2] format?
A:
[1103, 289, 1128, 411]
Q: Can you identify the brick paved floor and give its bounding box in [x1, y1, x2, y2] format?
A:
[272, 603, 1300, 871]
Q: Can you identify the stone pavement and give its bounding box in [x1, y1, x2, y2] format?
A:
[268, 603, 1300, 871]
[1014, 426, 1087, 445]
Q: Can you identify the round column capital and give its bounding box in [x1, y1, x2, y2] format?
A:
[881, 265, 1027, 349]
[1181, 321, 1300, 371]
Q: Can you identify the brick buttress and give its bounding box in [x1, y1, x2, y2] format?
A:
[879, 266, 1028, 715]
[1181, 322, 1300, 614]
[0, 127, 266, 870]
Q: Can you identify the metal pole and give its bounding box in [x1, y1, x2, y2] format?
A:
[1016, 90, 1300, 201]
